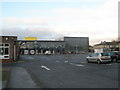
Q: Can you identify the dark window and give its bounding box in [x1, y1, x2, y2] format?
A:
[5, 44, 9, 46]
[0, 48, 3, 55]
[5, 48, 9, 55]
[90, 53, 95, 57]
[0, 43, 9, 55]
[95, 53, 99, 56]
[101, 53, 110, 56]
[117, 52, 120, 55]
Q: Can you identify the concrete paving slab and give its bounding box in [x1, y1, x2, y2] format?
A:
[9, 67, 39, 88]
[0, 81, 2, 89]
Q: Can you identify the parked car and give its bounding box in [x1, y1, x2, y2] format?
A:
[110, 52, 120, 62]
[44, 51, 51, 55]
[86, 52, 111, 64]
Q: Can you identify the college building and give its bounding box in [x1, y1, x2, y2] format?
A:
[19, 37, 89, 55]
[0, 36, 89, 63]
[0, 36, 19, 63]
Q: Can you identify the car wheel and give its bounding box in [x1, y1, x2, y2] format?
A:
[86, 59, 90, 63]
[113, 58, 117, 62]
[97, 60, 101, 64]
[115, 58, 118, 62]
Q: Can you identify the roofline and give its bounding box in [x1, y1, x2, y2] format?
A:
[64, 37, 89, 38]
[0, 36, 17, 37]
[16, 40, 65, 42]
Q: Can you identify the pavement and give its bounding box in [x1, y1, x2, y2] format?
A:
[0, 81, 2, 90]
[5, 67, 39, 88]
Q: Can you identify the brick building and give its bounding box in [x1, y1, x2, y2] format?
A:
[0, 36, 19, 63]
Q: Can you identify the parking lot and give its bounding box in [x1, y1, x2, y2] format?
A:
[4, 54, 119, 88]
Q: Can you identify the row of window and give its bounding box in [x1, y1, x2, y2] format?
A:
[90, 53, 110, 57]
[0, 43, 9, 46]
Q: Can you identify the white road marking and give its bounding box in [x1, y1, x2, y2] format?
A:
[41, 65, 51, 70]
[80, 62, 85, 64]
[70, 63, 84, 67]
[64, 61, 68, 63]
[75, 64, 84, 67]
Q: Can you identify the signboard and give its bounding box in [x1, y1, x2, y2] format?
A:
[24, 37, 37, 40]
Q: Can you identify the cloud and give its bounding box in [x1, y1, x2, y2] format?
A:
[2, 17, 48, 27]
[1, 0, 119, 45]
[1, 0, 110, 3]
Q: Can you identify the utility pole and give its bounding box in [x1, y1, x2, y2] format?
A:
[76, 45, 77, 54]
[35, 40, 37, 55]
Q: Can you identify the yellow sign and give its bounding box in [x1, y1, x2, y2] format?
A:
[24, 37, 37, 40]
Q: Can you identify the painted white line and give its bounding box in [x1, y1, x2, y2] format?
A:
[80, 62, 85, 64]
[41, 65, 51, 70]
[70, 63, 84, 67]
[75, 64, 84, 67]
[64, 61, 68, 63]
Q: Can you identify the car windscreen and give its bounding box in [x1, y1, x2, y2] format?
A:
[101, 53, 110, 56]
[117, 52, 120, 55]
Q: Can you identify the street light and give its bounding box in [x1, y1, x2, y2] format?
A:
[76, 45, 78, 54]
[35, 40, 37, 55]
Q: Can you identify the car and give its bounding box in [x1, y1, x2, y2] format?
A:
[110, 52, 120, 62]
[44, 51, 51, 55]
[86, 52, 111, 64]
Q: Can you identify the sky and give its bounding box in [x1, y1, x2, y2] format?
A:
[0, 0, 119, 45]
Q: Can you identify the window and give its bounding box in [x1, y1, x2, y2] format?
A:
[101, 53, 110, 56]
[89, 54, 95, 57]
[95, 53, 99, 56]
[0, 43, 10, 59]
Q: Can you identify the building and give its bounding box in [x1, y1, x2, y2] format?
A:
[19, 37, 89, 55]
[93, 41, 120, 52]
[19, 40, 65, 54]
[0, 36, 19, 63]
[64, 37, 89, 53]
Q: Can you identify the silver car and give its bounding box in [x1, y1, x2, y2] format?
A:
[86, 53, 111, 64]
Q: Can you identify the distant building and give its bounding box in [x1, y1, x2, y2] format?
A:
[64, 37, 89, 53]
[0, 36, 89, 63]
[89, 45, 94, 52]
[0, 36, 19, 63]
[19, 37, 89, 54]
[93, 41, 120, 52]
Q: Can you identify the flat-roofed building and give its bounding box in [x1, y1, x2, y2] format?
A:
[19, 37, 89, 54]
[0, 36, 19, 63]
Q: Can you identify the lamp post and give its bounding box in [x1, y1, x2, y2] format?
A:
[76, 45, 78, 54]
[35, 40, 37, 55]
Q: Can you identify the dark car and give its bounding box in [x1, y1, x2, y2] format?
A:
[110, 52, 120, 62]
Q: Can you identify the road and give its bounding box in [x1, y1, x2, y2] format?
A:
[4, 54, 119, 88]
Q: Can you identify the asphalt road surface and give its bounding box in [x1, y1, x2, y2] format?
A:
[6, 54, 119, 88]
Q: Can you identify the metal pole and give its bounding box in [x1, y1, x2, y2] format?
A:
[76, 45, 77, 54]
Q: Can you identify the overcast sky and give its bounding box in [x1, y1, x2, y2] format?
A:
[0, 0, 119, 45]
